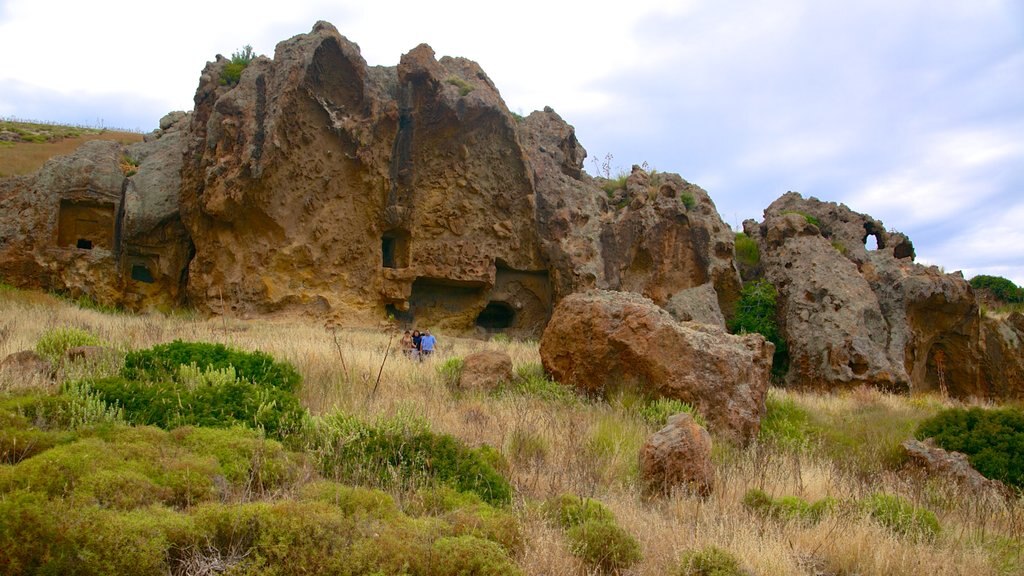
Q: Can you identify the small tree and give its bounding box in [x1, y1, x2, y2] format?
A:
[729, 279, 789, 381]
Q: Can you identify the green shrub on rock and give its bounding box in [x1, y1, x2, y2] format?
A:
[728, 279, 788, 380]
[35, 326, 105, 363]
[916, 406, 1024, 489]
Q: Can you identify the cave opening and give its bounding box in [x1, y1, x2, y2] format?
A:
[475, 301, 516, 330]
[58, 199, 115, 250]
[131, 264, 155, 283]
[76, 239, 93, 250]
[382, 230, 410, 269]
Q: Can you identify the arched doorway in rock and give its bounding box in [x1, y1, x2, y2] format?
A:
[475, 301, 516, 330]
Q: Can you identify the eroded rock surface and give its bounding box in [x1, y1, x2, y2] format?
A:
[639, 412, 714, 497]
[458, 350, 513, 392]
[745, 192, 1001, 397]
[539, 290, 773, 442]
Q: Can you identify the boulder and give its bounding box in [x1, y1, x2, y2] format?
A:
[0, 350, 54, 383]
[458, 350, 513, 392]
[639, 412, 713, 497]
[902, 438, 1007, 495]
[540, 290, 773, 442]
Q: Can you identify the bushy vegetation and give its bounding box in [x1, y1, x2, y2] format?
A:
[543, 493, 642, 573]
[970, 275, 1024, 304]
[734, 232, 760, 267]
[221, 44, 255, 86]
[437, 356, 464, 387]
[782, 210, 821, 228]
[680, 192, 696, 209]
[635, 396, 707, 428]
[310, 413, 512, 506]
[728, 279, 788, 380]
[676, 546, 747, 576]
[35, 326, 106, 362]
[742, 488, 834, 525]
[864, 493, 941, 540]
[445, 76, 475, 96]
[85, 341, 307, 440]
[916, 407, 1024, 489]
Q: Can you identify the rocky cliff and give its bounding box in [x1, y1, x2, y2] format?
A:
[0, 21, 739, 338]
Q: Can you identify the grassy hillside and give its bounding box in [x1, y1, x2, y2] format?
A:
[0, 119, 143, 177]
[0, 286, 1021, 575]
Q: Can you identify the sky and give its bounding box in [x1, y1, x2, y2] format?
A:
[1, 0, 1022, 284]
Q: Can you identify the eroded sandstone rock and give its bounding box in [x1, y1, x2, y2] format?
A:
[540, 290, 773, 442]
[458, 350, 513, 392]
[639, 412, 714, 497]
[747, 192, 994, 396]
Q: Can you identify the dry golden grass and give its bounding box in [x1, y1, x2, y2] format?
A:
[0, 126, 142, 177]
[1, 286, 1022, 575]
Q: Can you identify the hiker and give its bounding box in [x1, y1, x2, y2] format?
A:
[400, 330, 413, 358]
[411, 329, 423, 361]
[420, 329, 436, 358]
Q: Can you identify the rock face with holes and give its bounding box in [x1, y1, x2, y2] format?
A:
[639, 412, 714, 497]
[540, 290, 773, 442]
[0, 113, 192, 310]
[175, 21, 740, 335]
[744, 192, 1010, 397]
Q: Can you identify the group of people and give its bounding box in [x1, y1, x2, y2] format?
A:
[400, 328, 436, 361]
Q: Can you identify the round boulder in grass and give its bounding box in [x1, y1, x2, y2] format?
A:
[459, 350, 513, 392]
[639, 412, 713, 497]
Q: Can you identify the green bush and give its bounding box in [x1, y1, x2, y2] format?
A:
[430, 535, 524, 576]
[742, 488, 834, 524]
[677, 545, 747, 576]
[542, 493, 616, 529]
[220, 44, 255, 85]
[734, 232, 760, 267]
[782, 210, 821, 228]
[35, 327, 105, 362]
[969, 275, 1023, 303]
[758, 392, 812, 449]
[863, 493, 940, 540]
[680, 192, 696, 209]
[122, 340, 301, 393]
[508, 362, 578, 403]
[311, 414, 512, 506]
[437, 357, 465, 387]
[636, 397, 707, 427]
[915, 407, 1024, 489]
[566, 519, 643, 573]
[728, 279, 788, 380]
[446, 76, 475, 96]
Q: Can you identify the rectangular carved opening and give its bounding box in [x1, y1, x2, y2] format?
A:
[382, 230, 410, 269]
[58, 199, 115, 250]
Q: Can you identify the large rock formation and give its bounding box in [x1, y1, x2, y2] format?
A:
[745, 192, 1020, 398]
[539, 290, 773, 441]
[0, 112, 190, 310]
[0, 21, 740, 339]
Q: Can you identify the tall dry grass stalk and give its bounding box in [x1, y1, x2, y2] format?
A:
[1, 287, 1021, 575]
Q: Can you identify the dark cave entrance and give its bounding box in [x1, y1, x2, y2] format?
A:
[475, 301, 516, 330]
[131, 264, 155, 283]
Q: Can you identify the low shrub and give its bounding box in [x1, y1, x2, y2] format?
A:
[915, 406, 1024, 489]
[508, 362, 578, 403]
[742, 488, 834, 524]
[311, 414, 512, 505]
[728, 280, 788, 380]
[863, 493, 940, 540]
[122, 340, 301, 393]
[734, 232, 760, 267]
[445, 76, 475, 96]
[430, 535, 524, 576]
[636, 397, 707, 427]
[507, 427, 548, 464]
[35, 326, 105, 363]
[221, 44, 255, 86]
[782, 210, 821, 228]
[542, 493, 615, 529]
[566, 519, 643, 573]
[680, 192, 696, 209]
[437, 357, 464, 387]
[758, 392, 812, 449]
[677, 545, 747, 576]
[969, 275, 1023, 303]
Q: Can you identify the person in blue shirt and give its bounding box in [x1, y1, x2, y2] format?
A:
[420, 329, 437, 358]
